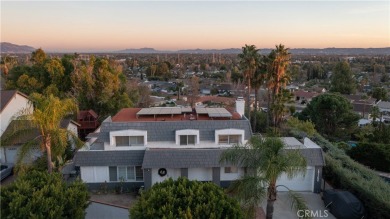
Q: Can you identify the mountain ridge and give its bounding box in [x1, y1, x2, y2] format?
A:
[2, 42, 390, 55]
[1, 42, 36, 53]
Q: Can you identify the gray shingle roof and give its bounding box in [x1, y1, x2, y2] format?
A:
[299, 148, 325, 166]
[96, 120, 252, 143]
[74, 150, 145, 166]
[142, 149, 225, 168]
[142, 148, 325, 169]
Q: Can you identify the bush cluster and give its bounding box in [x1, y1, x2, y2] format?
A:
[1, 170, 90, 219]
[130, 177, 243, 219]
[348, 142, 390, 172]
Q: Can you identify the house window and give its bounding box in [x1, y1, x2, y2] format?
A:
[116, 136, 129, 146]
[224, 166, 239, 173]
[115, 136, 144, 146]
[109, 166, 143, 182]
[218, 135, 241, 145]
[180, 135, 196, 145]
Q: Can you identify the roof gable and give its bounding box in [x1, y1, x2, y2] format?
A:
[0, 90, 29, 112]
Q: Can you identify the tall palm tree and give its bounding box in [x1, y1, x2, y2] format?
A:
[266, 44, 291, 127]
[251, 57, 267, 132]
[238, 45, 260, 125]
[220, 137, 308, 219]
[1, 93, 80, 173]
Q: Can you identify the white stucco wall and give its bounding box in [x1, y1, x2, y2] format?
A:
[81, 166, 109, 183]
[151, 168, 181, 184]
[188, 168, 212, 181]
[220, 167, 245, 181]
[0, 93, 31, 137]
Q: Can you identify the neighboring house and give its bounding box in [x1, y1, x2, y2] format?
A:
[293, 90, 319, 104]
[343, 95, 376, 119]
[1, 119, 80, 164]
[0, 90, 31, 137]
[77, 110, 99, 141]
[377, 101, 390, 123]
[352, 101, 374, 119]
[74, 100, 325, 193]
[0, 90, 32, 163]
[60, 119, 81, 149]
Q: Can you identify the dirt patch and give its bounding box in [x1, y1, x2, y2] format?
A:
[89, 193, 138, 209]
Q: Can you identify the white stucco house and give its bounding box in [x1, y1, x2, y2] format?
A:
[0, 90, 79, 164]
[0, 90, 32, 163]
[74, 100, 325, 193]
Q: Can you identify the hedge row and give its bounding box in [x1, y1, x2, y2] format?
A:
[311, 134, 390, 219]
[348, 142, 390, 172]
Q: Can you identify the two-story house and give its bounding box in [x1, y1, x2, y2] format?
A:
[74, 100, 324, 193]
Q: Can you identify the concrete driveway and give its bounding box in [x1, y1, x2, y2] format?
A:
[261, 192, 335, 219]
[86, 202, 129, 219]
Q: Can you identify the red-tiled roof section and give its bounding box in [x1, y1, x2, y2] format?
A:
[112, 108, 242, 122]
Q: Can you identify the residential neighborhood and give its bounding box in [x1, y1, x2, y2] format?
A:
[1, 1, 390, 219]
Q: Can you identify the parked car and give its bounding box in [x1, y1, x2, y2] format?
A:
[0, 163, 14, 181]
[323, 190, 365, 219]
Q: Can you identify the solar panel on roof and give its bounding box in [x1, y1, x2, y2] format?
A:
[181, 107, 192, 113]
[195, 107, 232, 117]
[137, 107, 184, 116]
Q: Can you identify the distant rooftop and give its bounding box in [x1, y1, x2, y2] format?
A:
[112, 107, 242, 122]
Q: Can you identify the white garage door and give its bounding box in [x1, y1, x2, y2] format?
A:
[276, 167, 314, 192]
[5, 147, 18, 163]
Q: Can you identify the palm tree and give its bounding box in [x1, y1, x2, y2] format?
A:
[251, 57, 267, 132]
[238, 45, 260, 125]
[1, 93, 80, 173]
[220, 137, 308, 219]
[266, 44, 291, 127]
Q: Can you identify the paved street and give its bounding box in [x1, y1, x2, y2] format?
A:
[86, 202, 129, 219]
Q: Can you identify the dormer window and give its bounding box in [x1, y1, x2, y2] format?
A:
[115, 136, 144, 146]
[175, 129, 199, 145]
[215, 129, 245, 145]
[218, 135, 241, 145]
[180, 135, 196, 145]
[109, 129, 148, 147]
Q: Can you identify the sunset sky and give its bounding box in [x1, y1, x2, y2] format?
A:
[1, 1, 389, 52]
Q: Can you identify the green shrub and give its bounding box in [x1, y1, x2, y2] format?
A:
[348, 142, 390, 172]
[1, 170, 90, 219]
[130, 177, 243, 219]
[311, 134, 390, 219]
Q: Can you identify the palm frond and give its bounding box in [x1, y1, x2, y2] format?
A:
[287, 189, 312, 219]
[15, 138, 41, 172]
[228, 175, 267, 218]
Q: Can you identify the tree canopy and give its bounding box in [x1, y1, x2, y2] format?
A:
[298, 93, 359, 139]
[130, 177, 243, 219]
[330, 61, 356, 94]
[5, 49, 133, 119]
[1, 170, 89, 219]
